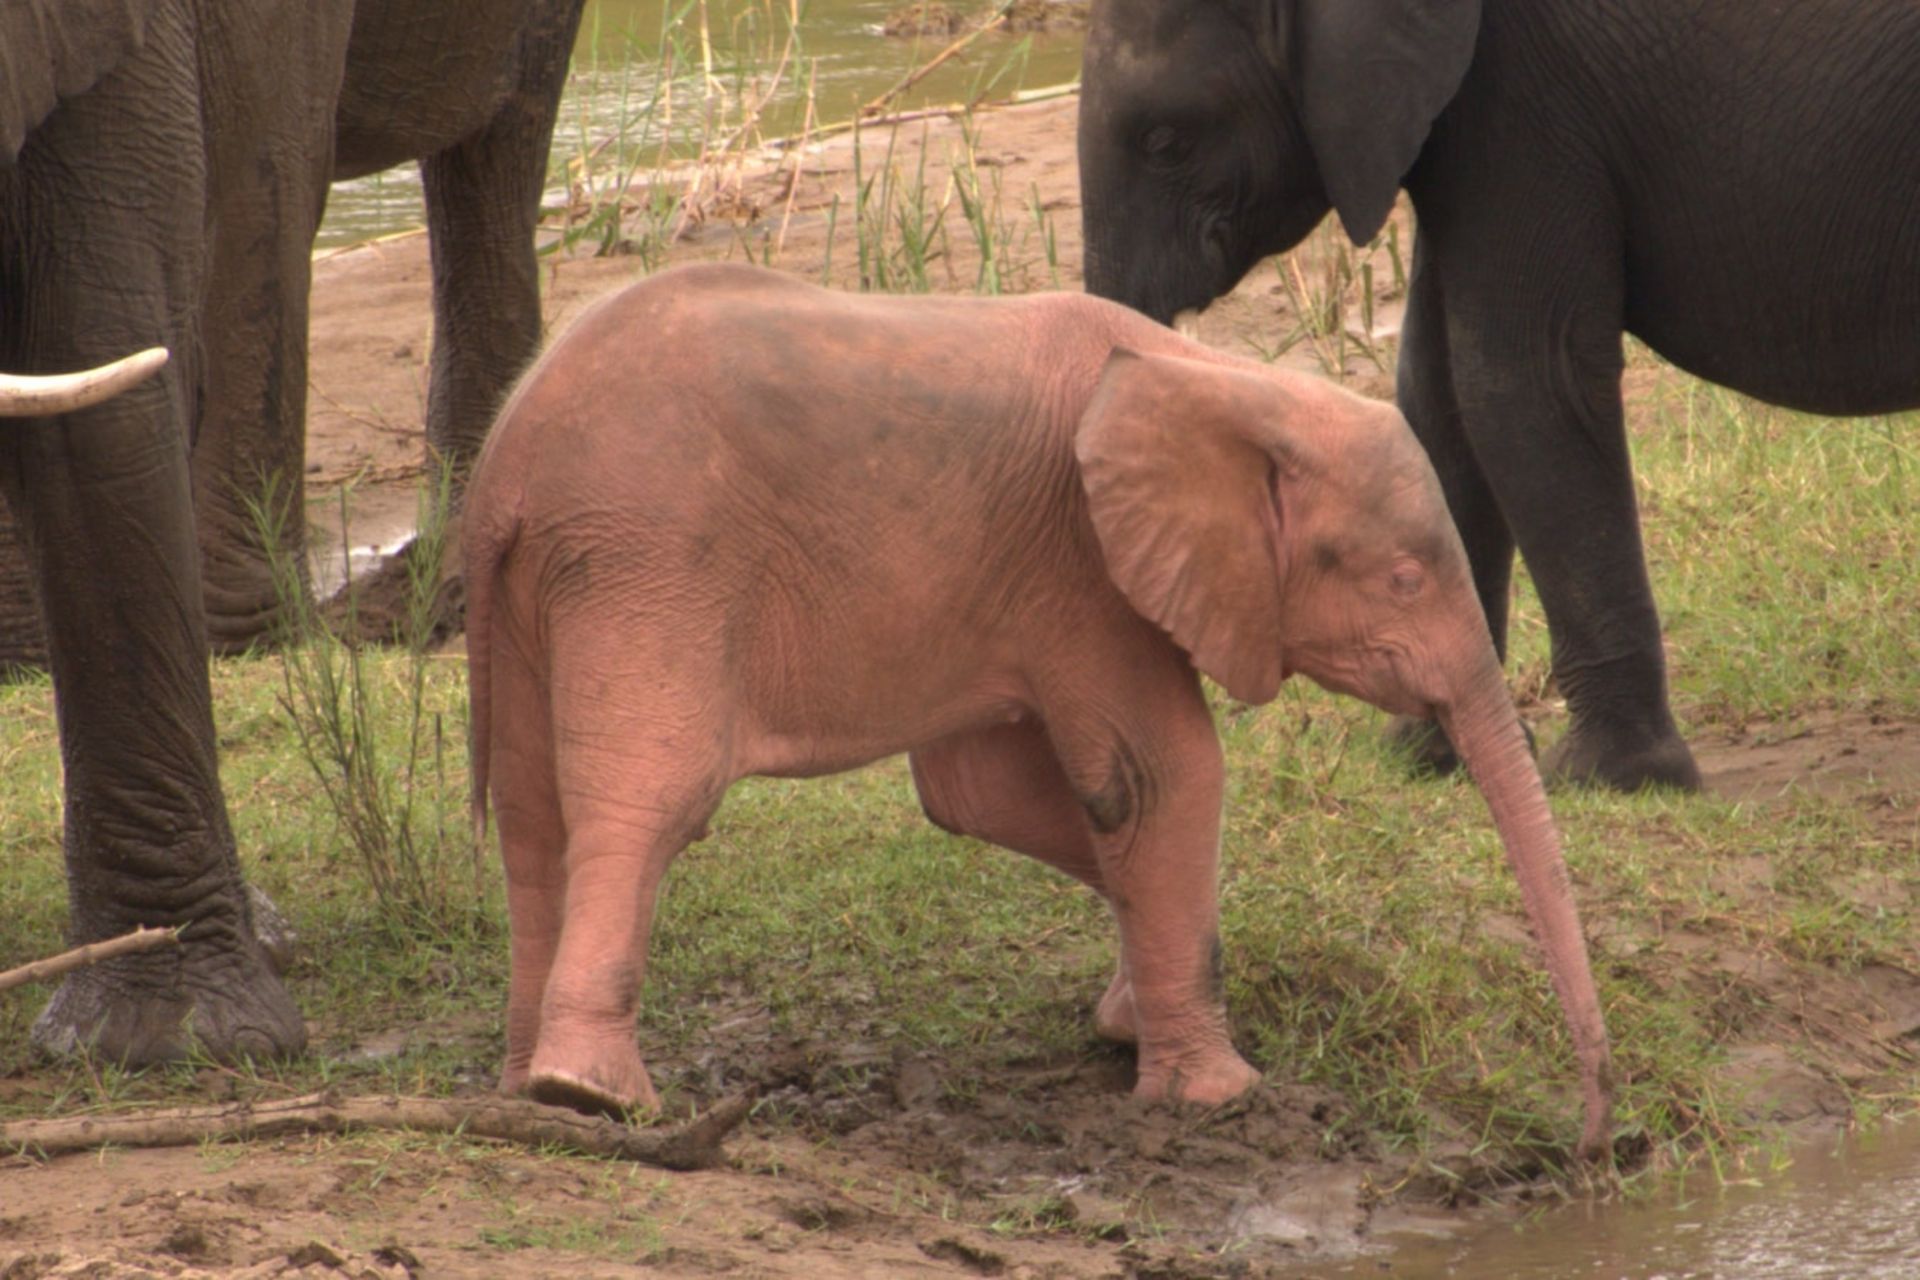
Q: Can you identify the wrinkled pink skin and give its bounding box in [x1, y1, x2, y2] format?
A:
[464, 263, 1613, 1154]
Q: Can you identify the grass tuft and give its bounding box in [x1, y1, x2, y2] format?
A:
[249, 467, 491, 946]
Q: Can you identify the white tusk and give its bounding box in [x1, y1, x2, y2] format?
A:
[1172, 308, 1202, 340]
[0, 347, 170, 417]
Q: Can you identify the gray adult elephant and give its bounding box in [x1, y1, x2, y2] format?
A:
[200, 0, 591, 645]
[1, 0, 588, 1067]
[1, 0, 589, 662]
[1, 0, 353, 1061]
[1075, 0, 1920, 792]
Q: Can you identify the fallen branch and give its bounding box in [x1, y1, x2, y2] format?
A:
[0, 1090, 753, 1171]
[0, 926, 179, 993]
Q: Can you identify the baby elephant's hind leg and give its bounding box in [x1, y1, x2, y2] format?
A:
[528, 644, 728, 1118]
[489, 648, 566, 1098]
[909, 719, 1138, 1044]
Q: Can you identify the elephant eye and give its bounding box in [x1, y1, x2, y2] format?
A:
[1140, 125, 1190, 164]
[1389, 562, 1427, 598]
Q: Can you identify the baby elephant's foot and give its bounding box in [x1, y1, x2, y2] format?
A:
[1094, 969, 1138, 1044]
[526, 1036, 658, 1119]
[1133, 1040, 1261, 1105]
[498, 1057, 532, 1097]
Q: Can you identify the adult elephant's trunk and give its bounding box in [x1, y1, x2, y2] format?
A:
[1435, 646, 1614, 1160]
[1080, 218, 1179, 327]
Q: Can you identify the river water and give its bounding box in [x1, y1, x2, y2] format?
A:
[319, 0, 1085, 245]
[315, 4, 1920, 1272]
[1296, 1121, 1920, 1278]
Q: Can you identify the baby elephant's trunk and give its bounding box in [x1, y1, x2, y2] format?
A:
[1436, 649, 1614, 1159]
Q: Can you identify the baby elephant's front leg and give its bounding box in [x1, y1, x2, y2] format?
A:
[1062, 711, 1259, 1105]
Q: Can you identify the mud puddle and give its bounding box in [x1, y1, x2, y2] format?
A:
[1286, 1117, 1920, 1280]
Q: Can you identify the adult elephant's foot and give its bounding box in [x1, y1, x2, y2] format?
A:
[1094, 966, 1138, 1044]
[1387, 714, 1463, 775]
[1388, 714, 1536, 777]
[316, 537, 466, 649]
[200, 554, 291, 655]
[197, 487, 307, 654]
[31, 932, 305, 1065]
[527, 1035, 657, 1119]
[1543, 717, 1702, 792]
[1132, 1037, 1260, 1105]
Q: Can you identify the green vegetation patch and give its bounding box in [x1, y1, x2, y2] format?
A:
[1, 258, 1915, 1219]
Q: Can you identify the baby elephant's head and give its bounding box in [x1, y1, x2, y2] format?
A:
[1076, 348, 1487, 725]
[1075, 348, 1614, 1161]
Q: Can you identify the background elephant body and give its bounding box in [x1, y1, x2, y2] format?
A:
[0, 0, 353, 1061]
[188, 0, 590, 648]
[0, 0, 586, 1066]
[463, 263, 1612, 1155]
[329, 0, 586, 487]
[1, 0, 590, 663]
[1077, 0, 1920, 791]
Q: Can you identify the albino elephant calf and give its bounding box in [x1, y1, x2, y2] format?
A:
[464, 263, 1614, 1157]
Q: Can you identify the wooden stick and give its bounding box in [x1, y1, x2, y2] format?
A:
[0, 1090, 753, 1171]
[0, 926, 180, 993]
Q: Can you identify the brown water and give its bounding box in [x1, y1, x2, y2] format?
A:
[1290, 1121, 1920, 1279]
[318, 0, 1086, 246]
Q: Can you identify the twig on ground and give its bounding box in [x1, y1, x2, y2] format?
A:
[309, 383, 425, 439]
[0, 1090, 755, 1170]
[0, 926, 179, 993]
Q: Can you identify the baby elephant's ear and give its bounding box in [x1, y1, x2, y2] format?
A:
[1075, 349, 1290, 705]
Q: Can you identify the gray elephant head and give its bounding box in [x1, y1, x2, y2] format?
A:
[1077, 0, 1480, 323]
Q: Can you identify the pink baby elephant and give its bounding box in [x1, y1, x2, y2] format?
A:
[464, 262, 1613, 1158]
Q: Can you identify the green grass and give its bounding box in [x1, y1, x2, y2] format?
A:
[1636, 377, 1919, 723]
[2, 370, 1917, 1201]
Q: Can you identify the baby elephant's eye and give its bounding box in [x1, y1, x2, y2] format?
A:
[1389, 562, 1427, 598]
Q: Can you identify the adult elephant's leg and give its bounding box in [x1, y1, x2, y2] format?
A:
[189, 4, 353, 652]
[1439, 210, 1700, 792]
[1, 48, 305, 1060]
[19, 398, 307, 1061]
[1386, 236, 1517, 775]
[418, 0, 589, 476]
[0, 504, 45, 668]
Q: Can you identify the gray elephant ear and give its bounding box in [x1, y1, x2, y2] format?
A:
[0, 1, 161, 162]
[1292, 0, 1480, 245]
[1075, 349, 1294, 705]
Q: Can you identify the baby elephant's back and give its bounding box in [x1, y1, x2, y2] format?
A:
[491, 264, 1054, 524]
[477, 265, 1098, 705]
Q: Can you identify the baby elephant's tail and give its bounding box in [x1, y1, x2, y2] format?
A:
[464, 504, 517, 849]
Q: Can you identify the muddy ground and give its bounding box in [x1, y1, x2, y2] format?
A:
[4, 94, 1919, 1279]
